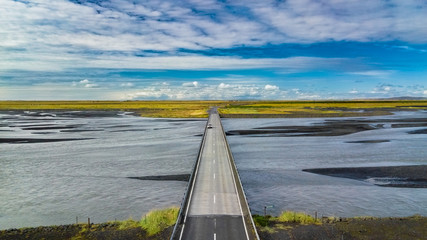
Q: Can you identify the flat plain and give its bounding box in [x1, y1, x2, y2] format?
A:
[1, 100, 427, 118]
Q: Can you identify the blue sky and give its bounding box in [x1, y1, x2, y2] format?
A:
[1, 0, 427, 100]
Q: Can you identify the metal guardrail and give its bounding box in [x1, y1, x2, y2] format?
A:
[170, 110, 259, 240]
[218, 116, 260, 240]
[169, 115, 210, 240]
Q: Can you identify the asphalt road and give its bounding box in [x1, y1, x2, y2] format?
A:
[180, 110, 250, 240]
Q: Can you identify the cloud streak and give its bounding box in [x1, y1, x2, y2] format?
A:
[2, 0, 427, 61]
[1, 0, 427, 100]
[1, 0, 426, 72]
[123, 82, 286, 100]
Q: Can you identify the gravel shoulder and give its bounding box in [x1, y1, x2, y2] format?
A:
[257, 216, 427, 240]
[2, 216, 426, 240]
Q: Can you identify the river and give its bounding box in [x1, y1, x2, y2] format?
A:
[1, 110, 426, 229]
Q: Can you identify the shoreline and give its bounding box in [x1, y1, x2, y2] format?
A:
[303, 165, 427, 188]
[1, 214, 426, 240]
[2, 107, 426, 238]
[255, 214, 427, 240]
[1, 100, 427, 118]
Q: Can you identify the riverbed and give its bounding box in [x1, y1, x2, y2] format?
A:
[1, 110, 426, 229]
[222, 111, 427, 217]
[0, 111, 204, 229]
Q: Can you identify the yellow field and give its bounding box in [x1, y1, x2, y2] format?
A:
[1, 100, 426, 118]
[219, 100, 427, 117]
[0, 101, 226, 118]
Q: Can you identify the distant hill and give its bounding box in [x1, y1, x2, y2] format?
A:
[377, 96, 427, 100]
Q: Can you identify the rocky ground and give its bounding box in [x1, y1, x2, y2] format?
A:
[0, 223, 173, 240]
[303, 165, 427, 188]
[1, 216, 426, 240]
[257, 216, 427, 240]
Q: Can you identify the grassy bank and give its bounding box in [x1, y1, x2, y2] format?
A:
[0, 207, 179, 240]
[0, 101, 225, 118]
[254, 212, 427, 240]
[2, 210, 426, 239]
[219, 100, 427, 118]
[1, 100, 427, 118]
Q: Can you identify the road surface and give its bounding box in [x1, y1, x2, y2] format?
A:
[179, 109, 252, 240]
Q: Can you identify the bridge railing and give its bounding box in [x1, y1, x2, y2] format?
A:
[169, 114, 210, 240]
[219, 115, 260, 240]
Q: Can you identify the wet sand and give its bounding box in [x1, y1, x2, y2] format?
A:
[0, 224, 173, 240]
[0, 138, 94, 144]
[256, 215, 427, 240]
[226, 117, 427, 137]
[409, 129, 427, 134]
[1, 216, 426, 240]
[303, 165, 427, 188]
[346, 140, 390, 143]
[128, 174, 190, 182]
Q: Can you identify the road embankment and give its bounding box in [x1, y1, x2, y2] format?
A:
[254, 215, 427, 240]
[2, 215, 426, 240]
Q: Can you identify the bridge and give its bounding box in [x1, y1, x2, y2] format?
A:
[170, 108, 259, 240]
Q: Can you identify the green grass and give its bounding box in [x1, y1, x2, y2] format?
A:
[117, 207, 179, 236]
[0, 100, 226, 118]
[219, 100, 427, 117]
[277, 211, 321, 224]
[253, 215, 270, 227]
[253, 211, 321, 229]
[1, 100, 427, 118]
[139, 207, 179, 236]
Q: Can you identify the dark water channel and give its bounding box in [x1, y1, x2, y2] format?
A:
[1, 110, 427, 229]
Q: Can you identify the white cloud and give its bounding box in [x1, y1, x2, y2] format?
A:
[121, 82, 134, 87]
[1, 0, 427, 101]
[393, 45, 427, 53]
[72, 79, 98, 88]
[350, 70, 393, 78]
[264, 84, 279, 91]
[0, 53, 363, 72]
[123, 82, 287, 100]
[218, 83, 231, 89]
[2, 79, 426, 100]
[371, 83, 394, 94]
[84, 83, 98, 88]
[250, 0, 427, 43]
[182, 81, 199, 87]
[364, 83, 427, 98]
[1, 0, 426, 73]
[80, 79, 90, 84]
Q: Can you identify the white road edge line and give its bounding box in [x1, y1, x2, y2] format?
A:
[178, 118, 209, 240]
[222, 120, 251, 240]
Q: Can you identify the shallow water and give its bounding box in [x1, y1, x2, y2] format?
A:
[1, 110, 427, 229]
[222, 111, 427, 217]
[0, 111, 204, 229]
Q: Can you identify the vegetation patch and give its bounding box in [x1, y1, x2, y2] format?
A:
[2, 100, 427, 118]
[0, 207, 179, 240]
[277, 211, 321, 225]
[254, 213, 427, 240]
[253, 215, 270, 227]
[219, 100, 427, 118]
[0, 101, 226, 118]
[115, 207, 179, 236]
[139, 207, 179, 236]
